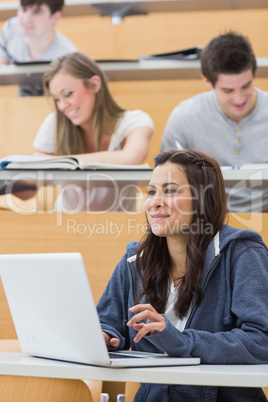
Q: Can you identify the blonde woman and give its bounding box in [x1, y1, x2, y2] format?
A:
[33, 52, 154, 211]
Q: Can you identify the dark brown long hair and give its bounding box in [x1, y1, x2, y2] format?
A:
[136, 149, 227, 318]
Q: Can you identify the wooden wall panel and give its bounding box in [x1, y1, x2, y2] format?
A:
[55, 9, 268, 59]
[0, 97, 53, 156]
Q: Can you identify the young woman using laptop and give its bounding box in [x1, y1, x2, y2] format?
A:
[97, 149, 268, 401]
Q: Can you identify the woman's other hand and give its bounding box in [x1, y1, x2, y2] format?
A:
[103, 332, 120, 348]
[127, 304, 166, 343]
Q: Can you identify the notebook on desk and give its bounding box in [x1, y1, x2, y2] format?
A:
[0, 253, 200, 368]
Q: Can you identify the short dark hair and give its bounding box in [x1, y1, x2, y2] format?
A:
[20, 0, 64, 14]
[200, 31, 257, 86]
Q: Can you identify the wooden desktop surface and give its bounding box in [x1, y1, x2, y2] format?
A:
[0, 58, 268, 86]
[1, 166, 268, 184]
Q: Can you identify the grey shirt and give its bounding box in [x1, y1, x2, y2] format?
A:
[161, 88, 268, 212]
[0, 17, 77, 96]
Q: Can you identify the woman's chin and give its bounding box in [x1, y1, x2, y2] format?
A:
[151, 224, 167, 237]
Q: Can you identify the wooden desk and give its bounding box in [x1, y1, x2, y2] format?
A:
[1, 167, 268, 216]
[1, 166, 268, 179]
[0, 58, 268, 85]
[222, 167, 268, 179]
[0, 60, 202, 85]
[0, 352, 267, 388]
[1, 167, 268, 190]
[222, 168, 268, 186]
[0, 167, 152, 184]
[0, 168, 151, 212]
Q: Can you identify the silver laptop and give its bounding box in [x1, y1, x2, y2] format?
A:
[0, 253, 200, 368]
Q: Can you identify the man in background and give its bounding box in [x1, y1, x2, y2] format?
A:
[0, 0, 77, 96]
[161, 31, 268, 213]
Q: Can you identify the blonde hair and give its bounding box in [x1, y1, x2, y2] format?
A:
[43, 52, 125, 155]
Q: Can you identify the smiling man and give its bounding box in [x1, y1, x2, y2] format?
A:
[161, 31, 268, 212]
[0, 0, 76, 96]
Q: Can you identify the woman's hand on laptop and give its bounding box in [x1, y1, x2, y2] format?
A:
[103, 332, 120, 348]
[127, 304, 166, 343]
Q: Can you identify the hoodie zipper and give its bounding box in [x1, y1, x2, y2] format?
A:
[127, 260, 136, 305]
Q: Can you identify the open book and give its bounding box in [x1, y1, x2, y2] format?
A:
[0, 155, 152, 171]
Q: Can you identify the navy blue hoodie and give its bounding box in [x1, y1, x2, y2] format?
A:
[97, 225, 268, 401]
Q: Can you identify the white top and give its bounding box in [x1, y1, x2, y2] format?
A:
[33, 110, 154, 212]
[165, 282, 189, 332]
[33, 110, 154, 154]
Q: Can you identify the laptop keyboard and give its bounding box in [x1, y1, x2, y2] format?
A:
[109, 352, 141, 359]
